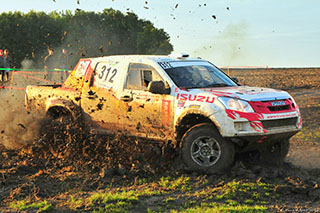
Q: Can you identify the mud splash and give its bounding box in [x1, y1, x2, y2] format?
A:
[0, 90, 43, 149]
[25, 113, 174, 174]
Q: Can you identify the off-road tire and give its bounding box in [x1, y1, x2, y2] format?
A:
[38, 114, 73, 143]
[36, 108, 86, 161]
[39, 106, 84, 143]
[259, 139, 290, 166]
[181, 123, 235, 174]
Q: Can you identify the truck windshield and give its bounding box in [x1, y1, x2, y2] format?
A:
[163, 63, 237, 89]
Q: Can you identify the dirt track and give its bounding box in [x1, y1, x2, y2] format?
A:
[0, 68, 320, 211]
[228, 68, 320, 169]
[286, 88, 320, 169]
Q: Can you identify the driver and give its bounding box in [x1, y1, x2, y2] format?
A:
[177, 70, 195, 88]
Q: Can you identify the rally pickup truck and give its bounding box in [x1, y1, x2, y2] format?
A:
[25, 54, 302, 173]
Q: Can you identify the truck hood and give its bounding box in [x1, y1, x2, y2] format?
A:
[199, 86, 291, 102]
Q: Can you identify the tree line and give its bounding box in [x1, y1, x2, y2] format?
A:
[0, 9, 173, 68]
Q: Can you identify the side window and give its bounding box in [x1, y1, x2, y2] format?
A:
[126, 63, 162, 90]
[126, 68, 143, 90]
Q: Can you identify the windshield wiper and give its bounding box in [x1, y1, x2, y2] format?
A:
[203, 83, 231, 88]
[184, 86, 202, 89]
[183, 83, 232, 89]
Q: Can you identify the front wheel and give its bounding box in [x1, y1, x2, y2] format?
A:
[181, 123, 235, 174]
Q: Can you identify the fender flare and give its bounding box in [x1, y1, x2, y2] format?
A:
[175, 108, 223, 145]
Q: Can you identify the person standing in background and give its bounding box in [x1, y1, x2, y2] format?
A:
[44, 48, 55, 80]
[59, 48, 70, 82]
[3, 49, 12, 82]
[0, 49, 4, 83]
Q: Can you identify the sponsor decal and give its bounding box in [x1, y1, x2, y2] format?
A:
[189, 104, 200, 109]
[271, 101, 286, 106]
[158, 62, 173, 69]
[135, 94, 158, 101]
[161, 100, 171, 126]
[75, 60, 90, 77]
[264, 112, 298, 119]
[177, 100, 186, 108]
[176, 93, 215, 103]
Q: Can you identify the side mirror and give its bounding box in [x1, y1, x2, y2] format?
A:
[231, 77, 239, 84]
[148, 81, 170, 94]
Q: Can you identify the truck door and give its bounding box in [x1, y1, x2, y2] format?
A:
[119, 63, 174, 140]
[81, 61, 124, 132]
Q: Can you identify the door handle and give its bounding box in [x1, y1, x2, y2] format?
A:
[85, 94, 97, 100]
[120, 95, 133, 102]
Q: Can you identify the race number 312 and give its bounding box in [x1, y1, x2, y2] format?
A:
[98, 66, 117, 83]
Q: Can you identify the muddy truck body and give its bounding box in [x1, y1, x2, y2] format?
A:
[25, 55, 302, 173]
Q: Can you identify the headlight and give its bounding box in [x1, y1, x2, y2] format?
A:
[218, 97, 254, 113]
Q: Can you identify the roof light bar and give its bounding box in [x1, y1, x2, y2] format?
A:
[169, 53, 189, 59]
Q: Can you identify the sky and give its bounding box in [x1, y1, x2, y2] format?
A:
[1, 0, 320, 67]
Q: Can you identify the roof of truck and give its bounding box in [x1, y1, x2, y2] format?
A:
[85, 54, 207, 64]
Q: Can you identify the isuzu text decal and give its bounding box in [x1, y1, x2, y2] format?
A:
[176, 93, 215, 103]
[270, 101, 286, 106]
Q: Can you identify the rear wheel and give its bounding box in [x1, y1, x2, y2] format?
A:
[37, 115, 72, 148]
[181, 123, 235, 174]
[38, 107, 84, 149]
[35, 107, 86, 164]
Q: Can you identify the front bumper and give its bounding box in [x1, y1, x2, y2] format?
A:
[228, 130, 299, 152]
[212, 109, 301, 152]
[212, 110, 302, 137]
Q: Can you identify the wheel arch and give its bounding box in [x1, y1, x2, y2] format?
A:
[46, 99, 81, 119]
[46, 105, 72, 119]
[175, 110, 222, 148]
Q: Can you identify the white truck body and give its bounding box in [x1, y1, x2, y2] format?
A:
[25, 54, 302, 173]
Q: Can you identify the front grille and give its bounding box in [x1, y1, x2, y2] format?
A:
[261, 117, 297, 129]
[267, 105, 290, 111]
[250, 98, 296, 113]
